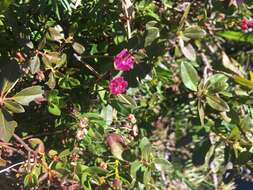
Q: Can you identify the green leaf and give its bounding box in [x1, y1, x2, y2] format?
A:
[234, 75, 253, 89]
[154, 158, 172, 172]
[58, 149, 71, 159]
[47, 25, 64, 42]
[178, 2, 191, 30]
[28, 138, 43, 147]
[184, 26, 206, 39]
[143, 169, 151, 186]
[0, 108, 17, 142]
[48, 103, 61, 116]
[12, 86, 44, 106]
[237, 151, 252, 164]
[218, 31, 253, 43]
[84, 167, 108, 176]
[144, 26, 160, 47]
[48, 149, 58, 158]
[101, 105, 113, 125]
[139, 137, 152, 161]
[130, 160, 142, 179]
[47, 72, 56, 89]
[139, 137, 151, 152]
[72, 42, 85, 55]
[0, 61, 20, 96]
[180, 43, 196, 61]
[0, 79, 16, 96]
[117, 94, 137, 107]
[206, 74, 229, 93]
[29, 55, 40, 74]
[58, 76, 80, 89]
[42, 52, 66, 70]
[0, 0, 13, 11]
[241, 115, 253, 130]
[222, 52, 244, 76]
[206, 95, 230, 112]
[4, 100, 25, 113]
[180, 61, 199, 91]
[229, 127, 240, 140]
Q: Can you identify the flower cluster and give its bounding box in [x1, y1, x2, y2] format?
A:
[109, 49, 135, 95]
[76, 128, 88, 141]
[79, 117, 88, 128]
[240, 18, 253, 32]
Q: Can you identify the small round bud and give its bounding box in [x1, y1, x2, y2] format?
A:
[99, 162, 108, 170]
[112, 179, 122, 189]
[132, 125, 138, 137]
[36, 70, 45, 81]
[76, 128, 88, 140]
[128, 114, 136, 124]
[79, 117, 89, 128]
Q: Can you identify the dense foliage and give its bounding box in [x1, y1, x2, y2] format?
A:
[1, 0, 253, 189]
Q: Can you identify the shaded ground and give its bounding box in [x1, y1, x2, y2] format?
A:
[0, 173, 18, 190]
[236, 179, 253, 190]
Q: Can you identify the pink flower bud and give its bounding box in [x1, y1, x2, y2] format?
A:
[36, 71, 45, 81]
[99, 162, 108, 170]
[128, 114, 136, 124]
[79, 117, 88, 128]
[76, 128, 88, 140]
[112, 179, 122, 189]
[248, 19, 253, 27]
[241, 18, 248, 25]
[241, 23, 248, 31]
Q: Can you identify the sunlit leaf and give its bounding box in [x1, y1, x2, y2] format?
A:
[218, 31, 253, 43]
[72, 42, 85, 55]
[30, 55, 40, 74]
[184, 26, 206, 39]
[206, 95, 230, 112]
[12, 86, 44, 106]
[4, 100, 25, 113]
[180, 61, 200, 91]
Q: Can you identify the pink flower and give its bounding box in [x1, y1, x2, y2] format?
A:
[112, 179, 122, 189]
[128, 114, 136, 124]
[76, 128, 88, 140]
[248, 19, 253, 27]
[79, 117, 88, 128]
[241, 18, 248, 31]
[109, 77, 128, 95]
[114, 49, 135, 71]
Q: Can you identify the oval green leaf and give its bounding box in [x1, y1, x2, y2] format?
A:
[180, 61, 200, 91]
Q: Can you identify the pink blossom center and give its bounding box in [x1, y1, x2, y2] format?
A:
[109, 76, 128, 95]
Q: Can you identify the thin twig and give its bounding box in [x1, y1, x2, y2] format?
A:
[0, 143, 25, 156]
[0, 161, 25, 174]
[22, 130, 66, 140]
[73, 53, 101, 79]
[121, 0, 133, 39]
[13, 134, 36, 154]
[82, 55, 113, 59]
